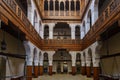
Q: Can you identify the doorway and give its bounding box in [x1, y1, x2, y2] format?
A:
[57, 62, 61, 73]
[53, 49, 71, 74]
[63, 62, 68, 73]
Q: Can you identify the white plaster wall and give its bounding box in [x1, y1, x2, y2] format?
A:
[27, 0, 42, 37]
[81, 0, 99, 39]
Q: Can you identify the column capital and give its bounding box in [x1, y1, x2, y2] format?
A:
[93, 60, 100, 67]
[81, 61, 86, 67]
[69, 24, 75, 32]
[86, 61, 91, 67]
[49, 60, 53, 66]
[27, 60, 33, 66]
[72, 60, 76, 66]
[39, 60, 43, 66]
[34, 60, 39, 66]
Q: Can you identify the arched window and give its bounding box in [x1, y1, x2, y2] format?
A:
[33, 11, 38, 27]
[87, 10, 92, 28]
[75, 26, 80, 39]
[39, 21, 42, 34]
[76, 0, 80, 11]
[53, 23, 71, 39]
[33, 48, 37, 62]
[60, 1, 64, 11]
[83, 21, 86, 35]
[55, 0, 59, 11]
[44, 53, 48, 61]
[71, 0, 75, 11]
[43, 53, 48, 73]
[65, 0, 69, 11]
[44, 0, 48, 10]
[44, 25, 49, 39]
[76, 53, 81, 61]
[50, 0, 54, 10]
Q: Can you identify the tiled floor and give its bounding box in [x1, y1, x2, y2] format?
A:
[33, 74, 93, 80]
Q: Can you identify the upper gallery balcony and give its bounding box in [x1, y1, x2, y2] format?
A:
[34, 0, 90, 23]
[0, 0, 42, 48]
[82, 0, 120, 49]
[41, 39, 83, 51]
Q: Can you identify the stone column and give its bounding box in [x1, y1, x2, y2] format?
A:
[48, 51, 55, 75]
[24, 41, 33, 80]
[72, 61, 76, 75]
[86, 52, 92, 77]
[49, 60, 53, 75]
[33, 48, 39, 78]
[81, 62, 86, 75]
[86, 61, 91, 77]
[92, 43, 100, 80]
[81, 53, 86, 75]
[39, 61, 43, 75]
[26, 61, 33, 80]
[93, 59, 100, 80]
[34, 60, 39, 78]
[70, 24, 75, 39]
[70, 51, 76, 75]
[49, 24, 55, 39]
[39, 52, 44, 76]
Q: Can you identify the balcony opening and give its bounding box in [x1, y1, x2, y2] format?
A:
[44, 25, 49, 39]
[53, 49, 71, 74]
[53, 22, 71, 40]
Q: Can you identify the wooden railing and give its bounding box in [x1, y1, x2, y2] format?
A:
[41, 39, 82, 51]
[0, 0, 120, 51]
[0, 0, 42, 48]
[82, 0, 120, 49]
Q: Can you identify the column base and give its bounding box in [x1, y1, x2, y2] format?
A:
[49, 66, 52, 75]
[93, 67, 100, 80]
[81, 66, 86, 75]
[26, 66, 32, 80]
[86, 67, 91, 77]
[34, 66, 39, 78]
[39, 66, 43, 76]
[72, 66, 76, 75]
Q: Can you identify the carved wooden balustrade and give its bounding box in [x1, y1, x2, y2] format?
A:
[34, 0, 91, 23]
[0, 0, 120, 51]
[41, 39, 82, 51]
[82, 0, 120, 50]
[0, 0, 42, 48]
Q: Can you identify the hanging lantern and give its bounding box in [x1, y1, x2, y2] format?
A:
[1, 39, 7, 50]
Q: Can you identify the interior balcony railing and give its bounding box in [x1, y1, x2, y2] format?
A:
[0, 0, 42, 48]
[82, 0, 120, 49]
[41, 39, 82, 51]
[39, 0, 91, 21]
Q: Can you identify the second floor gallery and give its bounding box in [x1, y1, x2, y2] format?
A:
[0, 0, 120, 80]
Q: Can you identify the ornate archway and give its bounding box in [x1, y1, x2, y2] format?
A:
[53, 49, 71, 73]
